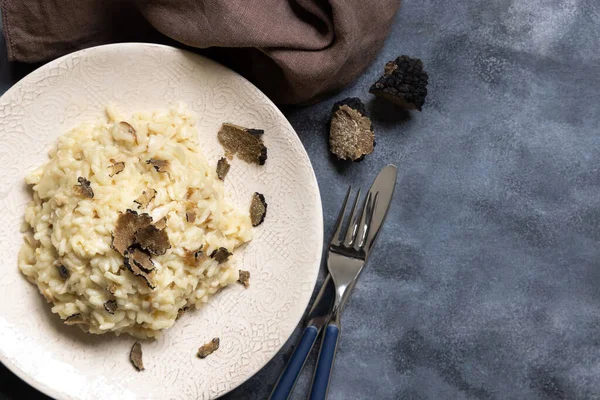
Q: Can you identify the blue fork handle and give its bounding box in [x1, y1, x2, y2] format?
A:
[309, 324, 340, 400]
[269, 325, 319, 400]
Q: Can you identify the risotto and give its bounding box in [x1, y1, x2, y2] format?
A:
[18, 104, 253, 338]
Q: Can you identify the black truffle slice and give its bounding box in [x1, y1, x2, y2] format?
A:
[64, 313, 86, 325]
[210, 247, 232, 264]
[146, 158, 170, 174]
[186, 207, 199, 223]
[124, 248, 156, 289]
[104, 300, 117, 315]
[217, 123, 267, 165]
[134, 189, 156, 209]
[238, 270, 250, 288]
[75, 177, 94, 198]
[108, 159, 125, 177]
[57, 265, 69, 279]
[176, 306, 189, 320]
[130, 247, 155, 272]
[154, 217, 167, 230]
[130, 342, 144, 371]
[197, 338, 220, 358]
[134, 225, 171, 256]
[369, 55, 429, 111]
[329, 98, 375, 162]
[250, 192, 267, 227]
[117, 121, 138, 144]
[111, 210, 152, 256]
[216, 157, 231, 180]
[184, 246, 206, 266]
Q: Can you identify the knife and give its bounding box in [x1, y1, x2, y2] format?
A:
[269, 165, 397, 400]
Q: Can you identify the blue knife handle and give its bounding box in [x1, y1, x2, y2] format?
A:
[269, 325, 319, 400]
[309, 324, 340, 400]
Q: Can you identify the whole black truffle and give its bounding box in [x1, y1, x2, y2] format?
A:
[329, 97, 375, 162]
[369, 55, 428, 111]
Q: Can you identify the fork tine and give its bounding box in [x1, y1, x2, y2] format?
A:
[354, 192, 372, 249]
[330, 186, 352, 245]
[342, 188, 362, 246]
[355, 191, 379, 250]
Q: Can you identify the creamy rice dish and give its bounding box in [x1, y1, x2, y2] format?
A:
[18, 104, 253, 338]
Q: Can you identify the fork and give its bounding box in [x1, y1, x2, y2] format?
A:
[308, 187, 378, 400]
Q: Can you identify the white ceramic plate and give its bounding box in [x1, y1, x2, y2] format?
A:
[0, 43, 322, 400]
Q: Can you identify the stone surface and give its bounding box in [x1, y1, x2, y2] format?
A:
[2, 0, 600, 399]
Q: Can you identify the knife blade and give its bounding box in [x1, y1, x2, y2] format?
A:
[306, 164, 397, 330]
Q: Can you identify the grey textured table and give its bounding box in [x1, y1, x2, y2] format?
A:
[2, 1, 600, 399]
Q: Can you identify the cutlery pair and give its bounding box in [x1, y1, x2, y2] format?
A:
[269, 165, 397, 400]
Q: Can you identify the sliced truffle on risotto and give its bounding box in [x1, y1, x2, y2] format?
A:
[216, 157, 230, 180]
[146, 158, 170, 174]
[111, 209, 152, 256]
[56, 265, 69, 279]
[74, 177, 94, 198]
[217, 123, 267, 165]
[197, 338, 220, 358]
[154, 217, 167, 230]
[184, 246, 207, 266]
[186, 207, 199, 223]
[115, 121, 138, 144]
[104, 300, 117, 315]
[250, 192, 267, 227]
[64, 313, 86, 325]
[210, 247, 232, 264]
[133, 189, 156, 209]
[130, 342, 145, 371]
[129, 247, 155, 273]
[108, 159, 125, 177]
[238, 270, 250, 288]
[124, 248, 156, 289]
[134, 225, 171, 256]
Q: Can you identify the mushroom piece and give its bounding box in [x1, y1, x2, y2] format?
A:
[238, 270, 250, 288]
[64, 313, 86, 325]
[104, 300, 117, 315]
[210, 247, 232, 264]
[146, 158, 170, 174]
[216, 157, 231, 180]
[250, 192, 267, 227]
[217, 123, 267, 165]
[116, 121, 138, 144]
[108, 159, 125, 177]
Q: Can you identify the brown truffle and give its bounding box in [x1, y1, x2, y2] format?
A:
[216, 157, 231, 180]
[217, 123, 267, 165]
[134, 225, 171, 256]
[130, 342, 144, 371]
[64, 313, 86, 325]
[133, 189, 157, 209]
[197, 338, 220, 358]
[369, 55, 429, 111]
[186, 208, 199, 223]
[124, 248, 156, 289]
[104, 300, 117, 315]
[111, 210, 152, 256]
[329, 98, 375, 162]
[250, 192, 267, 227]
[184, 247, 206, 266]
[154, 217, 167, 230]
[146, 158, 170, 174]
[238, 270, 250, 288]
[107, 284, 117, 295]
[176, 306, 189, 320]
[57, 265, 69, 279]
[117, 121, 138, 144]
[108, 159, 125, 177]
[130, 247, 155, 272]
[75, 177, 94, 198]
[210, 247, 232, 264]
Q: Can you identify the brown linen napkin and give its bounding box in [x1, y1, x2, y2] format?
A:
[0, 0, 400, 104]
